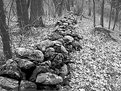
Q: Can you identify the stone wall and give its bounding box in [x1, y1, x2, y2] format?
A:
[0, 13, 82, 91]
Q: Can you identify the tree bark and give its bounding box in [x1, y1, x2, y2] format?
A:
[0, 0, 12, 60]
[88, 0, 91, 16]
[57, 0, 64, 17]
[113, 8, 119, 30]
[66, 0, 70, 11]
[93, 0, 96, 27]
[30, 0, 45, 27]
[70, 0, 74, 7]
[80, 0, 84, 20]
[16, 0, 29, 29]
[52, 0, 58, 15]
[100, 0, 104, 27]
[108, 0, 112, 29]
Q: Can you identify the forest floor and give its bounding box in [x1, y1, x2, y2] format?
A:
[1, 14, 121, 91]
[68, 16, 121, 91]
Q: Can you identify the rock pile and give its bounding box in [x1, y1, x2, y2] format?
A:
[0, 13, 82, 91]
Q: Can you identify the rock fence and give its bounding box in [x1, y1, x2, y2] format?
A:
[0, 13, 82, 91]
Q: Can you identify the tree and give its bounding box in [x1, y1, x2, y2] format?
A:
[16, 0, 29, 30]
[30, 0, 45, 27]
[93, 0, 96, 27]
[0, 0, 12, 60]
[57, 0, 65, 17]
[88, 0, 91, 16]
[74, 0, 84, 17]
[80, 0, 84, 20]
[100, 0, 104, 27]
[108, 0, 113, 29]
[112, 0, 120, 30]
[66, 0, 71, 11]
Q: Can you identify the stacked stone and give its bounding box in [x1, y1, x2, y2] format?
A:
[0, 13, 82, 91]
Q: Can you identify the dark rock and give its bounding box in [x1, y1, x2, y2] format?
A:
[29, 65, 50, 82]
[44, 48, 57, 61]
[15, 58, 36, 71]
[14, 58, 36, 80]
[0, 59, 21, 80]
[64, 44, 73, 52]
[51, 53, 64, 68]
[72, 41, 82, 51]
[53, 44, 68, 54]
[36, 72, 63, 85]
[0, 76, 18, 90]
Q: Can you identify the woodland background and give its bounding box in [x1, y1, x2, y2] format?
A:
[1, 0, 121, 91]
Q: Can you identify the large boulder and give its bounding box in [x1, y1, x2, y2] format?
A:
[51, 53, 64, 68]
[36, 72, 63, 85]
[34, 39, 54, 52]
[15, 58, 36, 71]
[15, 48, 44, 62]
[29, 65, 50, 82]
[0, 76, 19, 90]
[0, 59, 21, 80]
[14, 58, 36, 80]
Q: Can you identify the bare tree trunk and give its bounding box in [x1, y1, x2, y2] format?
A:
[93, 0, 96, 27]
[119, 19, 121, 31]
[52, 0, 58, 15]
[88, 0, 91, 16]
[0, 0, 12, 60]
[100, 0, 104, 27]
[70, 0, 74, 7]
[30, 0, 45, 27]
[16, 0, 29, 29]
[108, 0, 112, 29]
[66, 0, 70, 11]
[113, 8, 119, 30]
[58, 0, 64, 17]
[80, 0, 84, 20]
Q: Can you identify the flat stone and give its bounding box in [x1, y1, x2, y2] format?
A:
[36, 72, 63, 85]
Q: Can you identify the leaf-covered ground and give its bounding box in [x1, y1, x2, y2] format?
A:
[69, 18, 121, 91]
